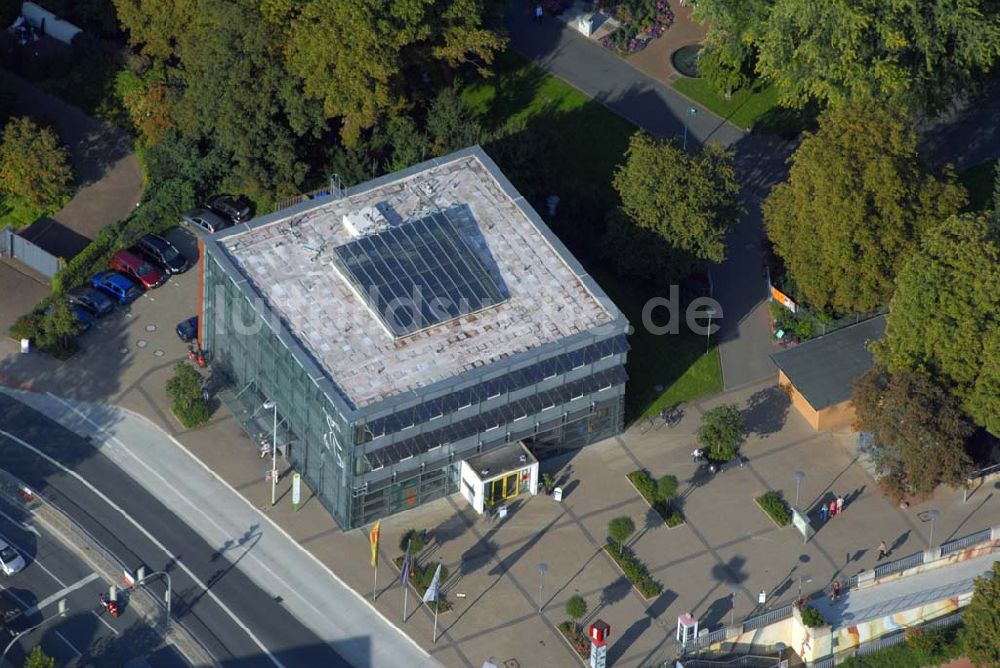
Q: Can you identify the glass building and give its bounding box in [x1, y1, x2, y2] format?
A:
[199, 146, 630, 529]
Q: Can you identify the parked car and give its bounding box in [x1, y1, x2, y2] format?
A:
[134, 234, 191, 274]
[0, 593, 22, 637]
[110, 249, 166, 289]
[182, 208, 230, 234]
[0, 539, 25, 576]
[67, 286, 114, 317]
[206, 194, 253, 224]
[91, 271, 142, 305]
[176, 316, 198, 343]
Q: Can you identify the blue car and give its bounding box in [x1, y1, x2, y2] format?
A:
[90, 271, 142, 305]
[45, 304, 94, 332]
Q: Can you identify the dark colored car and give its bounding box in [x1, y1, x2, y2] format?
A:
[110, 249, 165, 290]
[0, 593, 22, 637]
[182, 208, 231, 234]
[207, 194, 253, 224]
[67, 286, 114, 316]
[45, 303, 93, 332]
[91, 271, 142, 305]
[134, 234, 191, 275]
[176, 316, 198, 343]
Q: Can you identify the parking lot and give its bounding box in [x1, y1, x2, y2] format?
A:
[0, 500, 185, 667]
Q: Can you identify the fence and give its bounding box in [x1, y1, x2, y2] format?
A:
[673, 655, 781, 667]
[873, 550, 926, 579]
[741, 604, 794, 632]
[940, 528, 994, 556]
[272, 174, 345, 213]
[0, 225, 65, 278]
[0, 468, 215, 665]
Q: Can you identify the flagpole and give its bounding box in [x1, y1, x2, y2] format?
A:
[403, 578, 409, 621]
[373, 563, 377, 601]
[402, 539, 411, 622]
[432, 599, 439, 643]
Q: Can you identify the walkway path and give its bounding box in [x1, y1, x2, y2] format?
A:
[812, 552, 998, 628]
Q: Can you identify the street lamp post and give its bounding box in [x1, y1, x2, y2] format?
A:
[705, 306, 717, 352]
[730, 584, 740, 627]
[797, 575, 812, 601]
[926, 509, 940, 550]
[683, 106, 698, 151]
[537, 562, 548, 613]
[263, 400, 278, 506]
[136, 566, 173, 617]
[1, 600, 67, 664]
[775, 641, 787, 666]
[793, 471, 806, 508]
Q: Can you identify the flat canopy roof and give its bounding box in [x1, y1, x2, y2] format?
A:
[465, 442, 537, 481]
[770, 315, 886, 411]
[215, 147, 621, 410]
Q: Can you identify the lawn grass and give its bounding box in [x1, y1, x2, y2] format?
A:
[959, 159, 997, 213]
[671, 77, 780, 131]
[461, 51, 722, 423]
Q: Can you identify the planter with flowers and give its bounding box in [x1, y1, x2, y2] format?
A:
[596, 0, 674, 54]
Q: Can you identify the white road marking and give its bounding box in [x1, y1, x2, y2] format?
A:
[23, 573, 99, 617]
[0, 507, 39, 536]
[0, 426, 287, 668]
[91, 609, 120, 636]
[55, 630, 83, 656]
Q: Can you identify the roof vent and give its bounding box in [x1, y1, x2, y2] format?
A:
[342, 206, 388, 238]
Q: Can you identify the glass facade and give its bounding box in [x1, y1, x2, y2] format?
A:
[203, 246, 629, 530]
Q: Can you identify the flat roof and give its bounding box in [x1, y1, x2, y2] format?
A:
[214, 147, 620, 409]
[465, 442, 537, 481]
[770, 315, 886, 411]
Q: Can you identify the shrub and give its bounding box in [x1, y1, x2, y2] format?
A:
[9, 299, 81, 359]
[603, 543, 663, 598]
[800, 605, 826, 628]
[565, 594, 587, 621]
[165, 362, 211, 428]
[627, 470, 685, 527]
[665, 511, 685, 528]
[542, 472, 555, 494]
[627, 469, 657, 501]
[398, 528, 427, 554]
[557, 621, 591, 659]
[756, 491, 792, 526]
[608, 516, 636, 555]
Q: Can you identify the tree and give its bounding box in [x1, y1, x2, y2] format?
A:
[607, 516, 635, 555]
[0, 117, 74, 209]
[612, 132, 742, 264]
[656, 474, 678, 503]
[39, 301, 83, 352]
[960, 561, 1000, 667]
[763, 103, 966, 313]
[426, 84, 482, 156]
[565, 594, 587, 621]
[697, 405, 745, 462]
[24, 646, 55, 668]
[285, 0, 504, 145]
[691, 0, 773, 96]
[165, 362, 211, 428]
[384, 116, 430, 173]
[755, 0, 1000, 114]
[852, 367, 974, 501]
[877, 213, 1000, 435]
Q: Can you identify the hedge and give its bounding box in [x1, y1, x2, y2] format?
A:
[602, 542, 663, 598]
[756, 491, 792, 526]
[800, 605, 826, 628]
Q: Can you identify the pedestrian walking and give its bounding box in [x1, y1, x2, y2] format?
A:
[819, 504, 829, 522]
[534, 4, 543, 22]
[877, 540, 888, 561]
[829, 499, 837, 518]
[831, 580, 841, 602]
[836, 495, 845, 514]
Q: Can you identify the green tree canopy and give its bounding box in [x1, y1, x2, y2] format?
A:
[697, 405, 745, 462]
[607, 516, 635, 555]
[565, 594, 587, 621]
[755, 0, 1000, 114]
[692, 0, 772, 96]
[763, 103, 966, 313]
[612, 132, 742, 264]
[877, 213, 1000, 435]
[960, 561, 1000, 667]
[24, 646, 55, 668]
[0, 117, 74, 209]
[852, 366, 973, 501]
[285, 0, 505, 145]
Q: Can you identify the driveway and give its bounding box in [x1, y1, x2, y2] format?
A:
[6, 70, 141, 257]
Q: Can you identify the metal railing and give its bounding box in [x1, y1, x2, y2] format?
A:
[272, 174, 345, 213]
[940, 528, 994, 556]
[742, 604, 794, 632]
[675, 655, 780, 667]
[873, 551, 925, 579]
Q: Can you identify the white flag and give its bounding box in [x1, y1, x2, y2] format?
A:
[422, 564, 442, 603]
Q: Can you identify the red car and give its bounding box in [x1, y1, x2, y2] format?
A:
[110, 249, 165, 289]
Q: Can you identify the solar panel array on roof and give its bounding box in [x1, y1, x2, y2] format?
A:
[331, 211, 508, 337]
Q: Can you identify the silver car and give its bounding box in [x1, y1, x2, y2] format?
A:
[182, 208, 231, 234]
[0, 540, 25, 575]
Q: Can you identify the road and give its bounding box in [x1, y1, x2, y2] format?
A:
[0, 500, 185, 667]
[0, 393, 353, 667]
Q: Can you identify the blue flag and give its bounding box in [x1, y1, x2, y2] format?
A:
[400, 539, 412, 586]
[422, 563, 442, 603]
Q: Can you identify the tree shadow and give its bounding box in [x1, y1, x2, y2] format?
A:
[741, 385, 790, 438]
